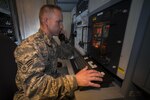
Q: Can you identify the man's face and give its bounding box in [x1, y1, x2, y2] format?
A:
[47, 9, 63, 36]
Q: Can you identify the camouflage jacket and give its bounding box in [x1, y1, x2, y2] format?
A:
[14, 30, 78, 100]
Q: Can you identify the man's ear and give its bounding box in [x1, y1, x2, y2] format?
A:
[41, 15, 49, 24]
[41, 16, 49, 25]
[44, 17, 49, 25]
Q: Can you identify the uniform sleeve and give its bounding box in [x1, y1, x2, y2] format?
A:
[14, 43, 78, 99]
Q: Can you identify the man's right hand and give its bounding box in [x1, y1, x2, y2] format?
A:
[75, 66, 104, 88]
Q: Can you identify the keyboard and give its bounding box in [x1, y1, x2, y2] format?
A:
[70, 56, 114, 91]
[73, 56, 89, 72]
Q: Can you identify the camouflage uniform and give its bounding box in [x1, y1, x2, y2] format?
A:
[14, 30, 78, 100]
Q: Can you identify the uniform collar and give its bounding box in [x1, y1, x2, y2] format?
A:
[38, 29, 52, 47]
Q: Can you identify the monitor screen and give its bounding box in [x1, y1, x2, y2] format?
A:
[87, 0, 131, 74]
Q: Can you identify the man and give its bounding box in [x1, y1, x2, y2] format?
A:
[14, 4, 103, 100]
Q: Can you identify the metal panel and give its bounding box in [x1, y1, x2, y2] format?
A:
[0, 0, 10, 14]
[56, 0, 78, 12]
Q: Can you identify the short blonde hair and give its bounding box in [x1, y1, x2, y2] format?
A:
[39, 4, 62, 24]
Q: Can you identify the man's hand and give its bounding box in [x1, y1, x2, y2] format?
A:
[75, 66, 104, 88]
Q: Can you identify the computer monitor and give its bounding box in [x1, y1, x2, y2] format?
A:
[87, 0, 131, 75]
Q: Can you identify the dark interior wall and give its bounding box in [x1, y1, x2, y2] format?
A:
[0, 34, 18, 100]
